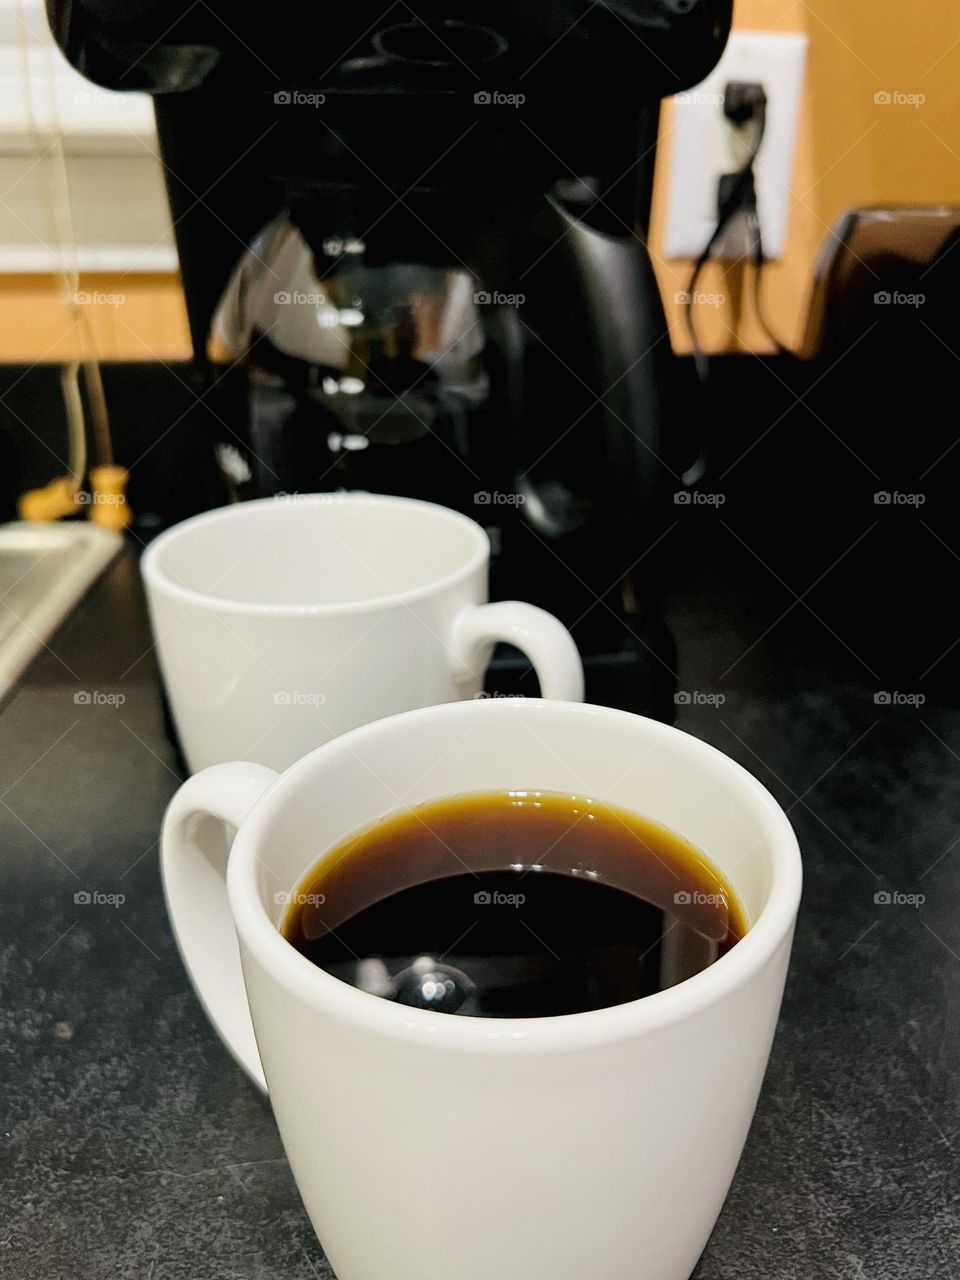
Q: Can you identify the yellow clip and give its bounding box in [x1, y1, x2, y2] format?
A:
[18, 477, 83, 523]
[88, 464, 132, 531]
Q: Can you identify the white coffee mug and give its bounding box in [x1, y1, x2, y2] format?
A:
[141, 492, 583, 772]
[162, 697, 802, 1280]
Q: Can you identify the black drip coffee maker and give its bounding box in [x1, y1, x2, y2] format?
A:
[49, 0, 733, 715]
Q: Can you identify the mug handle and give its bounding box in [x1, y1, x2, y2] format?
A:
[161, 762, 279, 1095]
[449, 601, 584, 701]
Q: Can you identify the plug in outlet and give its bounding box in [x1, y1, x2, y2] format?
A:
[663, 31, 807, 261]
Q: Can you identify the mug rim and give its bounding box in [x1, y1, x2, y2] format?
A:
[141, 492, 490, 618]
[228, 699, 803, 1053]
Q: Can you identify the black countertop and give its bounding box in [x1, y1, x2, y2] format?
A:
[1, 542, 958, 1279]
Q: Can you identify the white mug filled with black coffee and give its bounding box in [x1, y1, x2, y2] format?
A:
[161, 697, 802, 1280]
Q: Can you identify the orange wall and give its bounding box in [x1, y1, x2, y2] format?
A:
[0, 274, 190, 362]
[649, 0, 960, 353]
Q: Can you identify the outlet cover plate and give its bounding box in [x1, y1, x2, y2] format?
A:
[663, 30, 808, 261]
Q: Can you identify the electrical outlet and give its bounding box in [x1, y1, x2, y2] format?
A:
[663, 31, 808, 261]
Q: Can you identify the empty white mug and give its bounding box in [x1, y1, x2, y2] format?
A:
[161, 696, 802, 1280]
[141, 492, 583, 771]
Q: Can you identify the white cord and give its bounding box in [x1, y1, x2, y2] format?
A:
[15, 1, 114, 486]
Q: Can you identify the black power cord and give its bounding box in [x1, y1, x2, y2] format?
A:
[683, 80, 785, 383]
[747, 205, 787, 355]
[680, 80, 786, 486]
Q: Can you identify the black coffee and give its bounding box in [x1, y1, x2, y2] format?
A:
[280, 790, 746, 1017]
